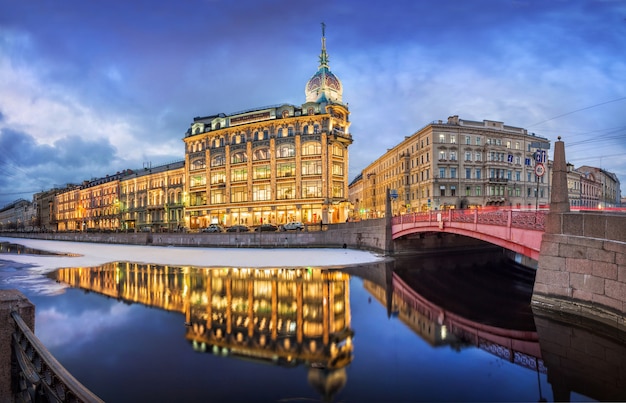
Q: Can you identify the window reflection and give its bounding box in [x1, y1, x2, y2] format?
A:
[53, 263, 354, 373]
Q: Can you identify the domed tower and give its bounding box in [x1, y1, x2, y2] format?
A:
[305, 23, 343, 104]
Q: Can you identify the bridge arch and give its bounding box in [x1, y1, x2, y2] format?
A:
[392, 209, 546, 260]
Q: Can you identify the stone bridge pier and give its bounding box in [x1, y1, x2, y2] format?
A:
[532, 138, 626, 331]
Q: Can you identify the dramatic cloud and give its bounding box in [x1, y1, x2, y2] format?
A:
[1, 0, 625, 205]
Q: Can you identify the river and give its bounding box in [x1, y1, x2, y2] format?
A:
[1, 238, 624, 402]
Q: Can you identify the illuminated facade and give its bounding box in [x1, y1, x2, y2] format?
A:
[182, 28, 352, 229]
[78, 172, 125, 231]
[55, 173, 125, 232]
[119, 162, 185, 231]
[54, 163, 185, 232]
[350, 116, 552, 218]
[55, 185, 82, 231]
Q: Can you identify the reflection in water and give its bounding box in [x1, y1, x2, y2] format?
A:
[382, 250, 626, 402]
[53, 263, 353, 401]
[0, 241, 79, 256]
[364, 254, 545, 375]
[533, 307, 626, 402]
[49, 254, 626, 402]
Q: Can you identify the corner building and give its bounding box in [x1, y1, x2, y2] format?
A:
[350, 115, 551, 217]
[183, 29, 352, 230]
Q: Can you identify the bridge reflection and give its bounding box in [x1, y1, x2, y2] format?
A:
[363, 251, 545, 374]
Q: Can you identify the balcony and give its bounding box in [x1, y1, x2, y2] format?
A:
[487, 177, 509, 184]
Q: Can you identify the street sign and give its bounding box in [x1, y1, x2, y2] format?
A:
[535, 163, 545, 177]
[534, 150, 547, 163]
[530, 141, 551, 149]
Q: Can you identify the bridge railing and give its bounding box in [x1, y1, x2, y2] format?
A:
[392, 209, 547, 231]
[11, 310, 104, 402]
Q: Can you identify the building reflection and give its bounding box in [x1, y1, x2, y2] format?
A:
[363, 275, 545, 372]
[53, 263, 353, 401]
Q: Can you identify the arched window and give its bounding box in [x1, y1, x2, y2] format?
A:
[332, 144, 344, 157]
[302, 141, 321, 156]
[211, 154, 225, 167]
[303, 125, 309, 135]
[231, 151, 247, 164]
[282, 110, 289, 118]
[288, 127, 294, 137]
[253, 147, 270, 161]
[307, 107, 314, 115]
[231, 133, 246, 144]
[212, 137, 225, 148]
[277, 128, 284, 138]
[277, 143, 295, 158]
[192, 158, 206, 170]
[313, 124, 320, 134]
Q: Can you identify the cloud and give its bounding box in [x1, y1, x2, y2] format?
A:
[0, 128, 119, 192]
[36, 303, 133, 349]
[1, 0, 625, 206]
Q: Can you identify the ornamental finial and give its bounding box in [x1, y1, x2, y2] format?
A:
[319, 22, 329, 68]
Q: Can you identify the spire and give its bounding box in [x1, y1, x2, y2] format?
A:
[305, 22, 343, 104]
[319, 22, 329, 68]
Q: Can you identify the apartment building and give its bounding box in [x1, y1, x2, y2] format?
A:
[349, 115, 551, 218]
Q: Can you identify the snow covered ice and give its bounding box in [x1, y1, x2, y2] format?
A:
[0, 237, 384, 295]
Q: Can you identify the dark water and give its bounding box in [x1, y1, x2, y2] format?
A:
[0, 241, 79, 256]
[3, 248, 625, 402]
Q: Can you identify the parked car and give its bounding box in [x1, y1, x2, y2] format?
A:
[281, 221, 305, 231]
[255, 223, 278, 232]
[202, 224, 224, 233]
[226, 224, 250, 232]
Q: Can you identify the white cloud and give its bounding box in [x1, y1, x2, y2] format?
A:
[36, 304, 133, 348]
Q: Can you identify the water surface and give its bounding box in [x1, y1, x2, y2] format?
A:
[3, 247, 624, 402]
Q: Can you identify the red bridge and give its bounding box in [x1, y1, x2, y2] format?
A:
[391, 209, 547, 260]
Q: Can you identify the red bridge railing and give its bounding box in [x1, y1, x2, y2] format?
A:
[392, 209, 547, 231]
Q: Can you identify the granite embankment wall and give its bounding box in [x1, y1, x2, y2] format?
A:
[1, 218, 389, 253]
[533, 211, 626, 331]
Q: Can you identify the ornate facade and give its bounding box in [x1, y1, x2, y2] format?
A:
[54, 162, 185, 232]
[119, 162, 185, 231]
[350, 115, 552, 218]
[576, 165, 621, 209]
[182, 28, 351, 229]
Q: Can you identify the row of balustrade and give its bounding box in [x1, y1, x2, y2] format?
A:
[391, 208, 547, 231]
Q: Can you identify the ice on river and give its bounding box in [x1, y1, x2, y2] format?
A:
[0, 236, 384, 295]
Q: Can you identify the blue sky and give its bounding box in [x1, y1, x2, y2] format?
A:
[1, 0, 625, 207]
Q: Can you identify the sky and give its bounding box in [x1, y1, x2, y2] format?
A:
[1, 0, 625, 207]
